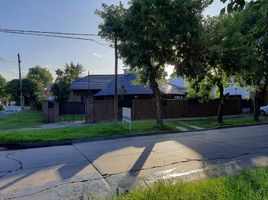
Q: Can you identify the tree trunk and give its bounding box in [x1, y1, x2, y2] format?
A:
[149, 76, 163, 129]
[253, 92, 260, 121]
[217, 83, 224, 123]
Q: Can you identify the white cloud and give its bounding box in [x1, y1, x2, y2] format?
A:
[93, 53, 104, 58]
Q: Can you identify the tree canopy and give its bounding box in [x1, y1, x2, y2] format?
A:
[218, 0, 268, 120]
[5, 78, 37, 106]
[0, 74, 6, 103]
[186, 16, 233, 123]
[52, 62, 85, 103]
[96, 2, 126, 42]
[97, 0, 206, 128]
[26, 66, 53, 87]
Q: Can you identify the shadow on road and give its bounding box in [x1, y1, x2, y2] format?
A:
[0, 125, 268, 197]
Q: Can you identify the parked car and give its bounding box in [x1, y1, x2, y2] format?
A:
[5, 106, 21, 113]
[260, 105, 268, 115]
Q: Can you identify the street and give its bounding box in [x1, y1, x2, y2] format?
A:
[0, 125, 268, 200]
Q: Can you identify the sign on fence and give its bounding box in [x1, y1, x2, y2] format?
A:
[122, 107, 131, 132]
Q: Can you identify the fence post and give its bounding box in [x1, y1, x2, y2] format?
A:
[42, 101, 59, 123]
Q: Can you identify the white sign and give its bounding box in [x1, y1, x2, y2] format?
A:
[122, 107, 131, 132]
[122, 107, 131, 122]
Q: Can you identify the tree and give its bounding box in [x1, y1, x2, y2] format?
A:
[21, 79, 38, 107]
[186, 16, 234, 123]
[96, 3, 126, 122]
[0, 74, 8, 103]
[5, 79, 37, 106]
[97, 0, 205, 129]
[26, 66, 53, 107]
[96, 3, 126, 41]
[219, 1, 268, 121]
[5, 79, 20, 104]
[26, 66, 53, 87]
[51, 80, 71, 103]
[186, 71, 229, 123]
[52, 62, 85, 103]
[0, 74, 6, 101]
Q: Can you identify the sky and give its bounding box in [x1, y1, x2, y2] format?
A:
[0, 0, 225, 81]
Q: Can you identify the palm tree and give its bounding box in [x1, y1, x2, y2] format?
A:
[64, 62, 85, 81]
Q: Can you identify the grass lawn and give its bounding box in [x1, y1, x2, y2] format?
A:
[0, 121, 171, 143]
[0, 115, 267, 144]
[0, 110, 43, 130]
[116, 167, 268, 200]
[171, 115, 268, 129]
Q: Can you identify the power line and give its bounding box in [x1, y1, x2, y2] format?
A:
[0, 30, 107, 46]
[0, 28, 99, 37]
[0, 62, 18, 77]
[0, 57, 17, 64]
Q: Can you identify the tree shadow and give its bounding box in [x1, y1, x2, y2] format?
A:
[0, 125, 267, 197]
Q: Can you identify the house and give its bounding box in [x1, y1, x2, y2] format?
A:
[169, 77, 250, 99]
[70, 73, 187, 103]
[70, 75, 114, 102]
[94, 73, 186, 101]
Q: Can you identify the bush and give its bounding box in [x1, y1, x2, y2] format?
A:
[0, 104, 5, 111]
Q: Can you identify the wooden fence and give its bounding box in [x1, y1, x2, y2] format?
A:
[86, 98, 241, 122]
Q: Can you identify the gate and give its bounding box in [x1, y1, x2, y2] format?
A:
[59, 102, 85, 122]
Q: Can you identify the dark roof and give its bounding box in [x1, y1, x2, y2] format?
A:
[95, 73, 186, 96]
[71, 75, 115, 90]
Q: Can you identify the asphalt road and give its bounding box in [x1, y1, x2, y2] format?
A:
[0, 125, 268, 200]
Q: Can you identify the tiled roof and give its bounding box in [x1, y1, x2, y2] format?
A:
[95, 73, 186, 96]
[70, 75, 115, 90]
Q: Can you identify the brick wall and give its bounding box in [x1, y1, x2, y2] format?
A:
[42, 101, 59, 123]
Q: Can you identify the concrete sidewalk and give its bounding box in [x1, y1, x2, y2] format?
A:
[0, 124, 268, 200]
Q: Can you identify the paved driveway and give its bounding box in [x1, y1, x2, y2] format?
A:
[0, 125, 268, 200]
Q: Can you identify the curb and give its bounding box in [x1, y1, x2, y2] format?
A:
[1, 122, 268, 150]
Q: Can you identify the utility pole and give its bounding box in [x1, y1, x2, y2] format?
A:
[114, 37, 118, 123]
[87, 71, 90, 99]
[17, 54, 24, 110]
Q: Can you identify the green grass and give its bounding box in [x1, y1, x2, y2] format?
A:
[116, 167, 268, 200]
[0, 115, 267, 144]
[169, 115, 268, 129]
[0, 121, 171, 143]
[0, 110, 43, 130]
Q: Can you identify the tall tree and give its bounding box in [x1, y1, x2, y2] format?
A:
[186, 16, 234, 123]
[5, 79, 37, 106]
[96, 3, 126, 122]
[97, 0, 205, 129]
[52, 62, 85, 103]
[63, 62, 85, 82]
[0, 74, 7, 103]
[26, 66, 53, 87]
[26, 66, 53, 107]
[5, 79, 20, 104]
[220, 1, 268, 121]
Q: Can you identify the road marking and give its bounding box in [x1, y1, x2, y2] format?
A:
[176, 126, 189, 131]
[185, 124, 204, 130]
[148, 167, 208, 182]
